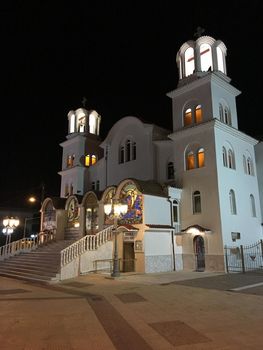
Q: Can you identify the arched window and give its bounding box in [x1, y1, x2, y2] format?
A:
[243, 155, 247, 174]
[119, 138, 136, 163]
[250, 194, 256, 217]
[219, 104, 224, 122]
[184, 108, 192, 126]
[187, 151, 195, 170]
[216, 47, 225, 73]
[69, 114, 75, 133]
[119, 146, 124, 164]
[85, 154, 96, 167]
[223, 147, 227, 167]
[185, 47, 195, 77]
[195, 105, 202, 123]
[200, 44, 213, 72]
[91, 155, 96, 165]
[229, 189, 237, 215]
[172, 199, 179, 223]
[89, 113, 96, 134]
[228, 149, 235, 169]
[224, 107, 231, 126]
[132, 142, 136, 160]
[193, 191, 201, 214]
[197, 148, 205, 168]
[247, 157, 254, 175]
[167, 162, 174, 180]
[77, 114, 86, 132]
[67, 154, 74, 167]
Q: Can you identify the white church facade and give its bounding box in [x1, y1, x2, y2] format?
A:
[41, 35, 263, 277]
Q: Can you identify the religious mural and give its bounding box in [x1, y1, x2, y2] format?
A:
[42, 200, 56, 231]
[118, 182, 143, 225]
[67, 197, 80, 227]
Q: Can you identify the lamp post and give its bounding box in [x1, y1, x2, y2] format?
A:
[104, 199, 128, 277]
[2, 217, 20, 246]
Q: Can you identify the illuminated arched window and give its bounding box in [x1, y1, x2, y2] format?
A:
[69, 114, 75, 133]
[185, 47, 195, 77]
[91, 155, 96, 165]
[195, 105, 202, 123]
[200, 44, 212, 72]
[187, 151, 195, 170]
[223, 147, 227, 167]
[85, 155, 90, 167]
[216, 47, 225, 73]
[193, 191, 201, 214]
[184, 108, 192, 126]
[77, 114, 86, 132]
[250, 194, 256, 217]
[89, 113, 96, 134]
[85, 154, 97, 167]
[197, 148, 205, 168]
[229, 189, 237, 215]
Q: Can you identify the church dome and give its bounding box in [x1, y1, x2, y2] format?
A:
[176, 35, 227, 80]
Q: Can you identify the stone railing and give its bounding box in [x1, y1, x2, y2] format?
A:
[60, 225, 114, 267]
[0, 230, 56, 261]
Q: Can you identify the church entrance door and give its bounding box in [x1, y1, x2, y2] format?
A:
[123, 242, 135, 272]
[193, 235, 205, 271]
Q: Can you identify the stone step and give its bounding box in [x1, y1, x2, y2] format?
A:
[0, 265, 59, 276]
[0, 261, 59, 273]
[0, 271, 59, 283]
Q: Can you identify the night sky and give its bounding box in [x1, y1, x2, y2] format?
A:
[1, 1, 263, 208]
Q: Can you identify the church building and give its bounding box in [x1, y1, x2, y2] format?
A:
[41, 34, 263, 280]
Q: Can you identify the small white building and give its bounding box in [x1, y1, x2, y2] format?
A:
[42, 34, 263, 275]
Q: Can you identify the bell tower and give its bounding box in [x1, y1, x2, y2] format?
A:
[58, 106, 102, 198]
[167, 33, 262, 266]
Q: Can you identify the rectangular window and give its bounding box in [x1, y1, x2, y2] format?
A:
[96, 180, 100, 191]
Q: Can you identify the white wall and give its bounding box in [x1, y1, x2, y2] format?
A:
[144, 195, 171, 225]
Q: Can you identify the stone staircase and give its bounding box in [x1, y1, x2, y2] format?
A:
[0, 240, 75, 283]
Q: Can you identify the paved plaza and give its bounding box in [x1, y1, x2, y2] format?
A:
[0, 270, 263, 349]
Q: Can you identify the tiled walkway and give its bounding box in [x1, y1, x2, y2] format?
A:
[0, 270, 263, 349]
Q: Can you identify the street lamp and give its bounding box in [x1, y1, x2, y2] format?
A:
[104, 199, 128, 277]
[2, 217, 20, 245]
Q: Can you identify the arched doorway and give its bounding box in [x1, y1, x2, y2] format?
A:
[193, 235, 205, 271]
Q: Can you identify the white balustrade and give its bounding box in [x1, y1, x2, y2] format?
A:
[60, 225, 114, 267]
[0, 230, 56, 261]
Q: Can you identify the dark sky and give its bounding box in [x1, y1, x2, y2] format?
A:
[1, 1, 263, 208]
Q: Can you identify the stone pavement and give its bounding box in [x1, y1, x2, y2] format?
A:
[0, 270, 263, 349]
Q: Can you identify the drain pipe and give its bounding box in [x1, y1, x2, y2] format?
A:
[167, 197, 176, 271]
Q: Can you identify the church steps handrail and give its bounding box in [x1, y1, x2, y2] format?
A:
[0, 231, 56, 261]
[60, 225, 114, 267]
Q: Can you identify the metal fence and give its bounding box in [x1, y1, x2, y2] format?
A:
[224, 240, 263, 273]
